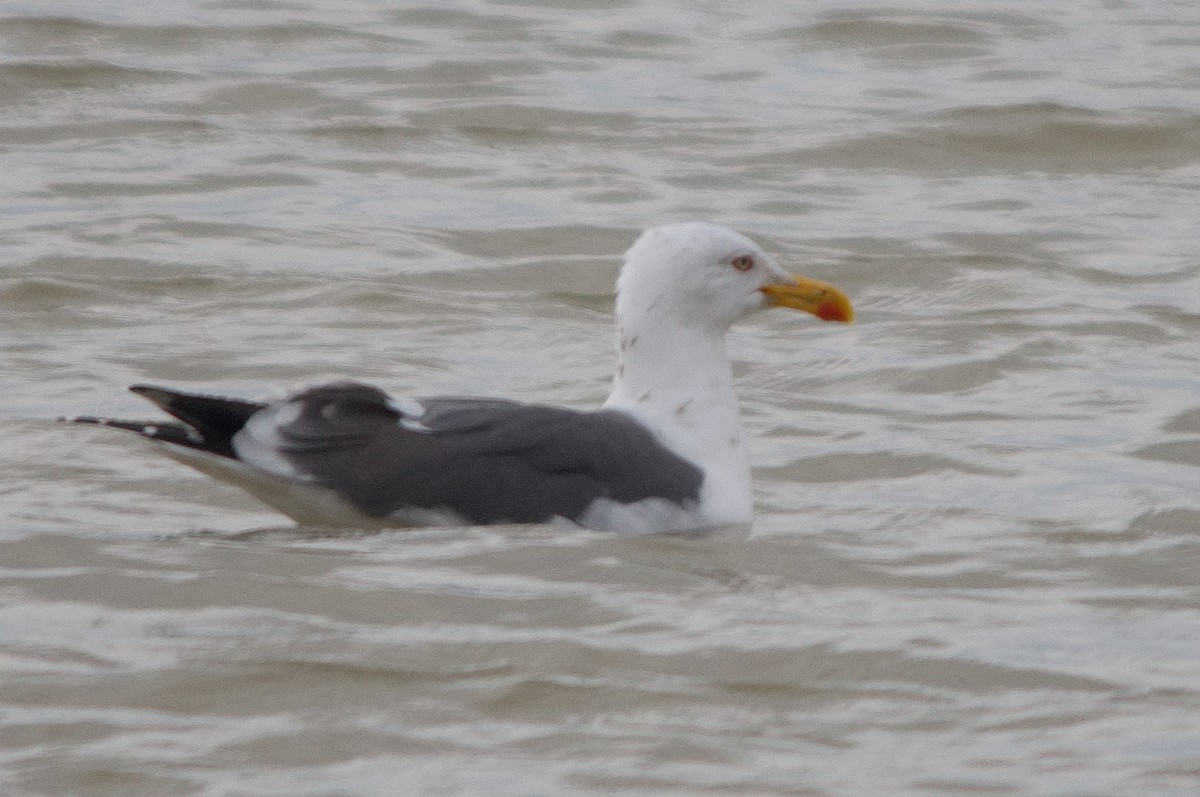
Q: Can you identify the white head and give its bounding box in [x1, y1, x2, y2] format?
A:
[616, 223, 853, 336]
[606, 223, 853, 529]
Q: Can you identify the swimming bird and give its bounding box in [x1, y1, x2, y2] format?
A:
[70, 223, 853, 532]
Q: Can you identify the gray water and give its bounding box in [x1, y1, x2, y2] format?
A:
[2, 1, 1199, 795]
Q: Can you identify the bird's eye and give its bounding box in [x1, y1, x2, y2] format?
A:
[731, 254, 754, 272]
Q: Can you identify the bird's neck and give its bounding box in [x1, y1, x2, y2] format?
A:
[603, 315, 753, 526]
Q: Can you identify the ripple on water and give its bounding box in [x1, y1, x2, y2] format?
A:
[2, 1, 1200, 795]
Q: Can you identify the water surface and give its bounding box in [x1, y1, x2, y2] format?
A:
[1, 1, 1198, 795]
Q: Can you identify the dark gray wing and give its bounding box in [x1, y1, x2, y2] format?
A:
[237, 381, 704, 525]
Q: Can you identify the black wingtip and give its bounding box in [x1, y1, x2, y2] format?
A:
[125, 384, 265, 458]
[129, 384, 175, 409]
[63, 414, 203, 447]
[61, 414, 111, 426]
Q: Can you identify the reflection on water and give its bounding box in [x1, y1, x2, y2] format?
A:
[1, 1, 1198, 795]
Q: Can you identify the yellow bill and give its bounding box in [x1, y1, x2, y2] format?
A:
[761, 275, 855, 323]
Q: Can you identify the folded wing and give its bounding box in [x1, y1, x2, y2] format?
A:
[124, 381, 704, 526]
